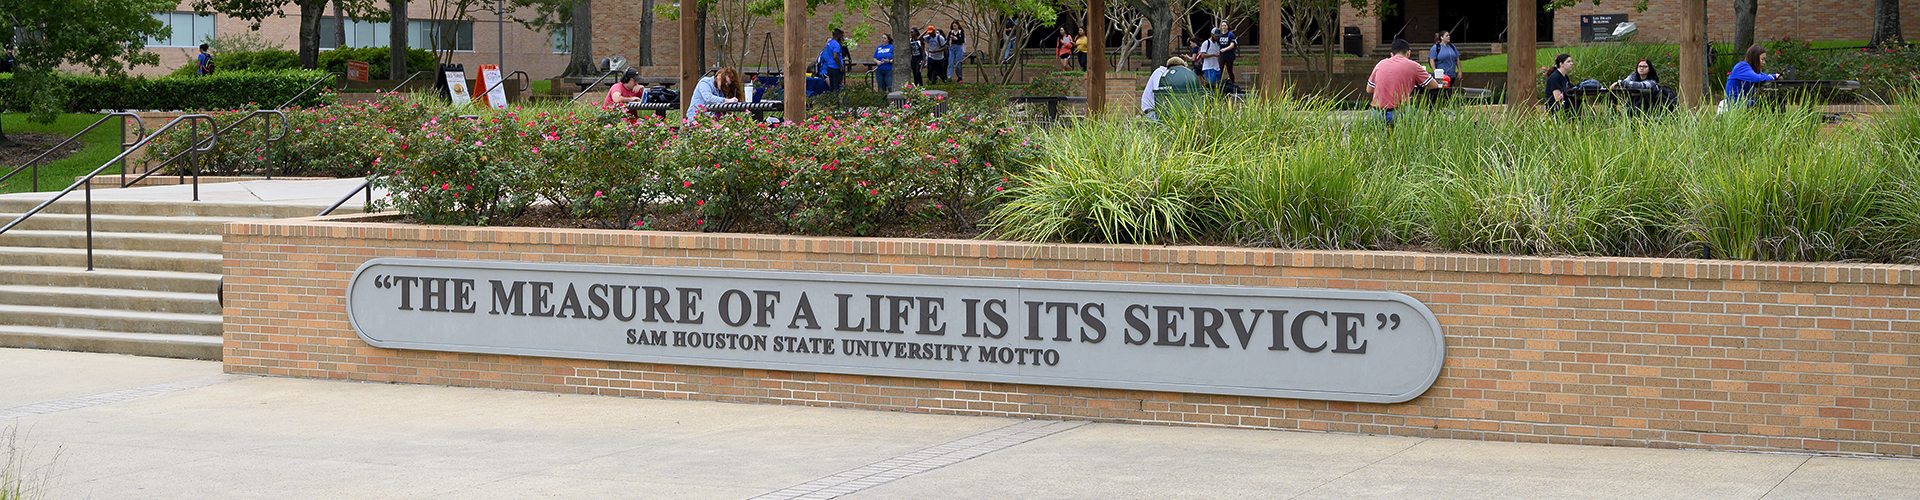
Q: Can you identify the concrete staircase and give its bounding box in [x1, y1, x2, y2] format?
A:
[0, 198, 334, 360]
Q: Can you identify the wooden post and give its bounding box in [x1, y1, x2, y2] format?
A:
[1679, 0, 1707, 108]
[1257, 0, 1283, 100]
[1504, 0, 1537, 113]
[784, 0, 808, 122]
[679, 0, 698, 114]
[1087, 0, 1106, 115]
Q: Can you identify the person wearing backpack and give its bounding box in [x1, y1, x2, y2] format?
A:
[924, 26, 950, 85]
[197, 44, 214, 76]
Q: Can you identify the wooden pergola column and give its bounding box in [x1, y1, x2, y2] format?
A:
[1087, 1, 1106, 115]
[679, 0, 698, 114]
[784, 0, 808, 121]
[1504, 0, 1537, 113]
[1257, 0, 1283, 100]
[1678, 0, 1707, 108]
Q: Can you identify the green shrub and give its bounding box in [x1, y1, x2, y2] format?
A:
[0, 70, 336, 112]
[319, 47, 437, 80]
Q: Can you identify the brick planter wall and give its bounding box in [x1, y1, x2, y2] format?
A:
[224, 215, 1920, 457]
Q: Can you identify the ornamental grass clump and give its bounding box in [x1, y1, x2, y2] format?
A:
[990, 93, 1920, 263]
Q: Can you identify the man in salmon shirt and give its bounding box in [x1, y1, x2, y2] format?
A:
[1366, 39, 1439, 127]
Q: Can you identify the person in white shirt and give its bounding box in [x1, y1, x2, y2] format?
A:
[1197, 36, 1222, 84]
[1140, 57, 1188, 119]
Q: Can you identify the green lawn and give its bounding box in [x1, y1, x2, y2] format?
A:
[1457, 41, 1868, 73]
[530, 79, 552, 95]
[0, 113, 123, 194]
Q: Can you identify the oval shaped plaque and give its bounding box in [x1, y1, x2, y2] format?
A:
[346, 258, 1446, 403]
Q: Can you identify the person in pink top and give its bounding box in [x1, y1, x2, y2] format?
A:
[1365, 39, 1439, 126]
[603, 69, 645, 107]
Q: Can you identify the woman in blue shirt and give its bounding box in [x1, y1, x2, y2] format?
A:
[1427, 31, 1458, 85]
[687, 67, 744, 120]
[874, 34, 896, 92]
[1724, 45, 1780, 108]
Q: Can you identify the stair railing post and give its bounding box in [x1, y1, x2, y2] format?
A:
[190, 118, 201, 202]
[85, 179, 94, 271]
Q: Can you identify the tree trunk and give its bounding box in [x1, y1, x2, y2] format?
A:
[1872, 0, 1904, 47]
[637, 0, 655, 66]
[334, 0, 347, 48]
[0, 120, 13, 148]
[1322, 11, 1334, 89]
[696, 1, 709, 72]
[299, 0, 327, 69]
[391, 0, 409, 79]
[889, 0, 912, 90]
[564, 0, 596, 76]
[1733, 0, 1756, 52]
[1145, 0, 1171, 67]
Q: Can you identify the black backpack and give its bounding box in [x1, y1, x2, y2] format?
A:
[643, 87, 679, 104]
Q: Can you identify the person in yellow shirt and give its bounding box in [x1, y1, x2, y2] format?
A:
[1074, 28, 1091, 71]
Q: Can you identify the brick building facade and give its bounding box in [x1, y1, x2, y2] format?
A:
[1345, 0, 1920, 52]
[137, 1, 569, 78]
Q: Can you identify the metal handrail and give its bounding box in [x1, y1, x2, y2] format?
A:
[568, 71, 623, 104]
[123, 110, 286, 192]
[318, 114, 485, 216]
[277, 72, 346, 109]
[0, 114, 216, 271]
[0, 113, 145, 192]
[319, 173, 378, 216]
[478, 70, 531, 104]
[388, 71, 431, 94]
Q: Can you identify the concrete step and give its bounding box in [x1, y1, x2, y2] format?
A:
[0, 324, 221, 360]
[0, 304, 221, 336]
[0, 212, 254, 235]
[0, 266, 220, 294]
[0, 198, 336, 219]
[0, 230, 222, 253]
[0, 285, 219, 315]
[0, 247, 221, 274]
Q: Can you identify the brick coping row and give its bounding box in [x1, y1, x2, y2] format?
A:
[232, 212, 1920, 287]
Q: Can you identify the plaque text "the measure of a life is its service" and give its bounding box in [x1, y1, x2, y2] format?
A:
[345, 259, 1447, 403]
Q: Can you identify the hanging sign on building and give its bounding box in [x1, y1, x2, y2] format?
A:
[345, 259, 1448, 403]
[1582, 14, 1629, 43]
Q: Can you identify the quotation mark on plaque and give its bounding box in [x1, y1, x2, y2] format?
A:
[371, 275, 394, 289]
[1375, 313, 1401, 330]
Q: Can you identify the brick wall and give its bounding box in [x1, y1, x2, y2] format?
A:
[224, 216, 1920, 458]
[1341, 1, 1920, 49]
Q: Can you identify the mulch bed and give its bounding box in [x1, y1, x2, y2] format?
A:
[0, 133, 77, 168]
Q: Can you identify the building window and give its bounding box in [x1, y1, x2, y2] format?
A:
[148, 12, 216, 48]
[412, 20, 474, 52]
[318, 18, 472, 52]
[551, 26, 571, 54]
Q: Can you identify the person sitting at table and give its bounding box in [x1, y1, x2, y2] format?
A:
[603, 69, 645, 107]
[1541, 53, 1575, 116]
[1610, 59, 1666, 114]
[686, 67, 745, 120]
[1724, 44, 1781, 109]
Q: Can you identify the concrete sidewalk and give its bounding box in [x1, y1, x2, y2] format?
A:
[2, 347, 1916, 500]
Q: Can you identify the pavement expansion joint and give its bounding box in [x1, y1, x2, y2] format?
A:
[0, 374, 240, 420]
[749, 419, 1088, 500]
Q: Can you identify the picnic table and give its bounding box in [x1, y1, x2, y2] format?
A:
[624, 101, 680, 118]
[705, 101, 783, 121]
